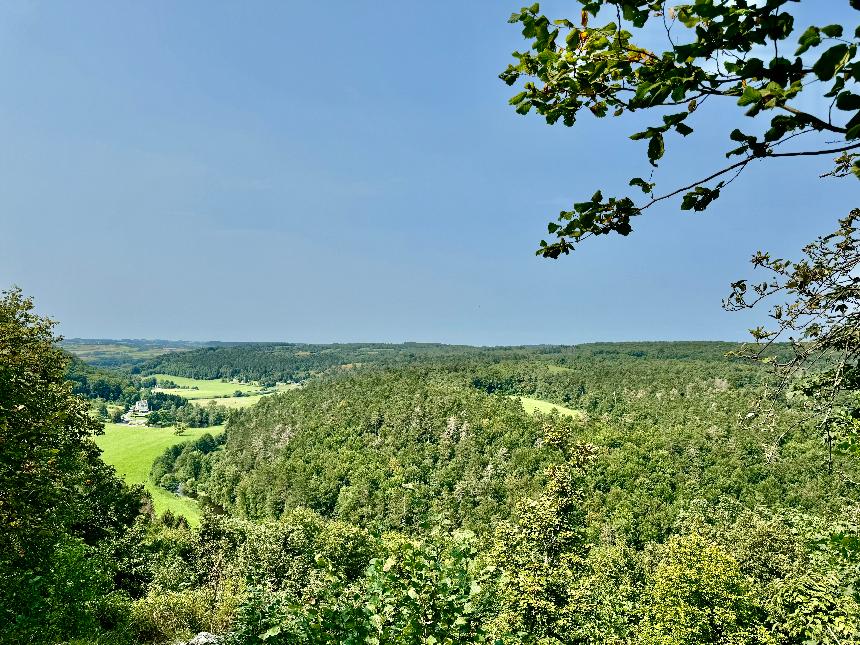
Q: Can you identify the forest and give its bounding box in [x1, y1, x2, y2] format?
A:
[4, 285, 860, 644]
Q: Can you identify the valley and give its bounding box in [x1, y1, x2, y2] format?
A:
[94, 423, 223, 523]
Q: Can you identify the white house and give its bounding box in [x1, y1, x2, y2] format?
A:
[132, 399, 150, 414]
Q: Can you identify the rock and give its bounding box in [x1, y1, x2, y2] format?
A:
[187, 633, 222, 645]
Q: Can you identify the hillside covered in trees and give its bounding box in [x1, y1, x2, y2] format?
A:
[4, 284, 860, 644]
[138, 340, 750, 383]
[77, 341, 860, 643]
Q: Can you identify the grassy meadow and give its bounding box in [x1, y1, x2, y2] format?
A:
[189, 384, 300, 409]
[518, 395, 583, 419]
[151, 374, 261, 399]
[190, 394, 268, 409]
[94, 422, 223, 524]
[153, 374, 298, 407]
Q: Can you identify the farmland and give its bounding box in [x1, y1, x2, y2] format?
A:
[153, 373, 299, 411]
[151, 373, 261, 398]
[94, 422, 223, 523]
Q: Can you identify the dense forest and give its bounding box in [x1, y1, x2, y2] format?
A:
[155, 355, 842, 535]
[138, 353, 859, 644]
[66, 356, 142, 405]
[138, 341, 750, 383]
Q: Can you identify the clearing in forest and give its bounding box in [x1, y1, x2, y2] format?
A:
[517, 395, 584, 419]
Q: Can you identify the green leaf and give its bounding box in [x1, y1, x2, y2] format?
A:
[729, 128, 747, 142]
[821, 24, 843, 38]
[647, 133, 664, 166]
[844, 111, 860, 138]
[629, 177, 654, 193]
[813, 44, 850, 81]
[508, 91, 528, 105]
[675, 122, 694, 136]
[737, 85, 762, 107]
[515, 101, 532, 115]
[662, 112, 688, 126]
[261, 626, 282, 640]
[795, 26, 821, 55]
[836, 92, 860, 111]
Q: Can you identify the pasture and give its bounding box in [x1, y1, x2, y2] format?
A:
[94, 422, 223, 523]
[191, 394, 267, 409]
[518, 396, 583, 419]
[151, 374, 262, 399]
[190, 384, 300, 409]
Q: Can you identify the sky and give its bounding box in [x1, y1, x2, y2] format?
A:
[0, 1, 856, 345]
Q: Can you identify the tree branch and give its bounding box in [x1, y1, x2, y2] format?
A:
[780, 104, 847, 134]
[641, 142, 860, 211]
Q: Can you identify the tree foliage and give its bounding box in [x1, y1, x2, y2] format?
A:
[501, 0, 860, 257]
[726, 209, 860, 470]
[0, 288, 142, 641]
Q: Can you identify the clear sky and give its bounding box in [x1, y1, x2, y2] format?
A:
[1, 1, 856, 344]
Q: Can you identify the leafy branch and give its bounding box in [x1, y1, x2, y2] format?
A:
[501, 0, 860, 257]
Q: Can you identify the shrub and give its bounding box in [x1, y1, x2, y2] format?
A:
[130, 588, 214, 642]
[3, 538, 116, 643]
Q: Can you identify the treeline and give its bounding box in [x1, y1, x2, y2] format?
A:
[139, 342, 480, 382]
[139, 340, 753, 384]
[65, 355, 141, 404]
[145, 393, 232, 429]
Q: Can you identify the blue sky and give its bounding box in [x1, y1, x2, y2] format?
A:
[1, 1, 856, 344]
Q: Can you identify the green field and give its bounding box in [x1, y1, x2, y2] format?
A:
[190, 394, 268, 409]
[518, 396, 584, 419]
[151, 374, 264, 399]
[94, 423, 223, 523]
[190, 384, 300, 409]
[153, 374, 299, 409]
